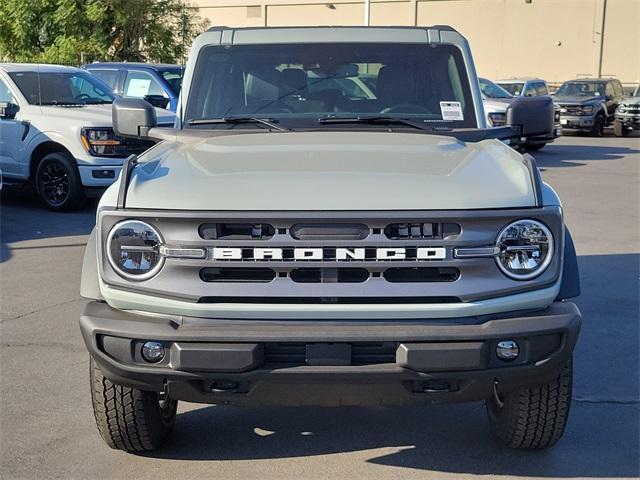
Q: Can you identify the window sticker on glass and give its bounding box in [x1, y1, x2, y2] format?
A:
[126, 78, 151, 97]
[440, 101, 464, 121]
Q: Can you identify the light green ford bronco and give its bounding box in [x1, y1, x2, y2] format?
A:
[80, 26, 581, 452]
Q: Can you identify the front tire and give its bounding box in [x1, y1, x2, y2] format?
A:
[35, 152, 85, 211]
[525, 143, 546, 152]
[90, 357, 177, 452]
[589, 115, 604, 137]
[486, 359, 572, 449]
[614, 120, 629, 137]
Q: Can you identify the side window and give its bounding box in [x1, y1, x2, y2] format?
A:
[536, 83, 548, 95]
[523, 83, 537, 97]
[0, 77, 16, 103]
[89, 70, 119, 90]
[605, 82, 615, 98]
[123, 71, 166, 98]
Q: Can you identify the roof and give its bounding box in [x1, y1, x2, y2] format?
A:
[497, 77, 545, 82]
[0, 63, 83, 73]
[84, 62, 181, 70]
[564, 78, 617, 82]
[206, 25, 458, 34]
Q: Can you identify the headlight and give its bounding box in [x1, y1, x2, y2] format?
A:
[495, 220, 554, 280]
[578, 105, 594, 115]
[106, 220, 164, 280]
[488, 112, 506, 126]
[617, 105, 627, 113]
[81, 127, 124, 157]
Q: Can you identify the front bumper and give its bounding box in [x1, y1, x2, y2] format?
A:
[615, 113, 640, 128]
[81, 300, 581, 406]
[558, 114, 595, 132]
[78, 164, 123, 188]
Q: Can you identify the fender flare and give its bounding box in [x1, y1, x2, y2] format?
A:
[556, 228, 580, 300]
[80, 228, 103, 300]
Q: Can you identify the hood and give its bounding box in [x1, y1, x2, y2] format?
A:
[38, 104, 175, 126]
[125, 131, 536, 211]
[482, 98, 508, 113]
[620, 96, 640, 106]
[553, 95, 601, 105]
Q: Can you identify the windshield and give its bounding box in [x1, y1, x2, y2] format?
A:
[8, 71, 115, 105]
[498, 82, 524, 96]
[161, 69, 183, 95]
[185, 43, 476, 129]
[479, 78, 512, 99]
[556, 81, 604, 97]
[633, 84, 640, 97]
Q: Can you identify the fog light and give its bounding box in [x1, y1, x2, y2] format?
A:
[496, 340, 519, 361]
[141, 341, 165, 363]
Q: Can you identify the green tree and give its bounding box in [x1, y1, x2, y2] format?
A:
[0, 0, 208, 65]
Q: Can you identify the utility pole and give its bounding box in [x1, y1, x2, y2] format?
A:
[597, 0, 608, 78]
[364, 0, 371, 26]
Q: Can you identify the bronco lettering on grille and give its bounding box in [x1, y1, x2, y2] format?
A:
[212, 247, 446, 261]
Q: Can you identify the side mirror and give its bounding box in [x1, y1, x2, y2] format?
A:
[112, 97, 157, 139]
[506, 96, 554, 137]
[143, 94, 169, 109]
[0, 101, 19, 119]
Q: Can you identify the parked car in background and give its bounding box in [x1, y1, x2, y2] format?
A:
[479, 77, 513, 104]
[0, 64, 175, 210]
[497, 78, 549, 97]
[83, 62, 183, 112]
[480, 77, 559, 150]
[614, 84, 640, 137]
[553, 78, 624, 136]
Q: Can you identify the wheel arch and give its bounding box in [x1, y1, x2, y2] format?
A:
[29, 141, 74, 182]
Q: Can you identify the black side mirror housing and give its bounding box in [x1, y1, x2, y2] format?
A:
[112, 98, 157, 139]
[143, 94, 169, 109]
[506, 96, 554, 137]
[0, 101, 19, 119]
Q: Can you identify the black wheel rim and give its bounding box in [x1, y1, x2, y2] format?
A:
[40, 162, 70, 206]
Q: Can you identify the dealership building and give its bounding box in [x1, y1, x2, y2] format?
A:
[193, 0, 639, 86]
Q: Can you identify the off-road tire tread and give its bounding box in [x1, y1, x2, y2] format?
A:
[90, 358, 175, 452]
[487, 360, 572, 449]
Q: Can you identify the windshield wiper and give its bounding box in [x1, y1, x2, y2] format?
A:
[187, 117, 288, 131]
[317, 116, 437, 132]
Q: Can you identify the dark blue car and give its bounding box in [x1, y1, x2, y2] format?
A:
[82, 62, 183, 112]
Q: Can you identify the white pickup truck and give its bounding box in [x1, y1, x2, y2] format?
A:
[0, 64, 174, 210]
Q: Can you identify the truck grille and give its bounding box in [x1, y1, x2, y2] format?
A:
[99, 208, 564, 306]
[558, 105, 582, 116]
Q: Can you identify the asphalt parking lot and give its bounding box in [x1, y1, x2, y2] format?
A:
[1, 133, 639, 480]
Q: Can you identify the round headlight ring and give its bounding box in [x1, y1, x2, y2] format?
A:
[106, 220, 165, 281]
[495, 219, 554, 280]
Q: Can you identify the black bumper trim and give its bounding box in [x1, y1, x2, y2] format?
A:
[80, 301, 581, 406]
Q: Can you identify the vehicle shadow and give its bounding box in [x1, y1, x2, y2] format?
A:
[0, 185, 97, 262]
[534, 141, 640, 169]
[142, 253, 639, 477]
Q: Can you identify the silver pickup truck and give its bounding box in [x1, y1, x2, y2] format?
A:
[79, 26, 581, 452]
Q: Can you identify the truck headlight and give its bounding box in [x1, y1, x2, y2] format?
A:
[81, 127, 124, 157]
[617, 105, 627, 113]
[488, 112, 506, 126]
[106, 220, 164, 280]
[495, 220, 554, 280]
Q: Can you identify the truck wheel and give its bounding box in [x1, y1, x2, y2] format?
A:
[90, 357, 177, 452]
[525, 143, 545, 152]
[613, 121, 629, 137]
[486, 359, 572, 449]
[589, 115, 604, 137]
[35, 152, 85, 211]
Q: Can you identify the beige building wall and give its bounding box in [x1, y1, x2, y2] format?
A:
[193, 0, 639, 85]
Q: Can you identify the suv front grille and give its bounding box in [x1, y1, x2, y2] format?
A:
[99, 208, 564, 305]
